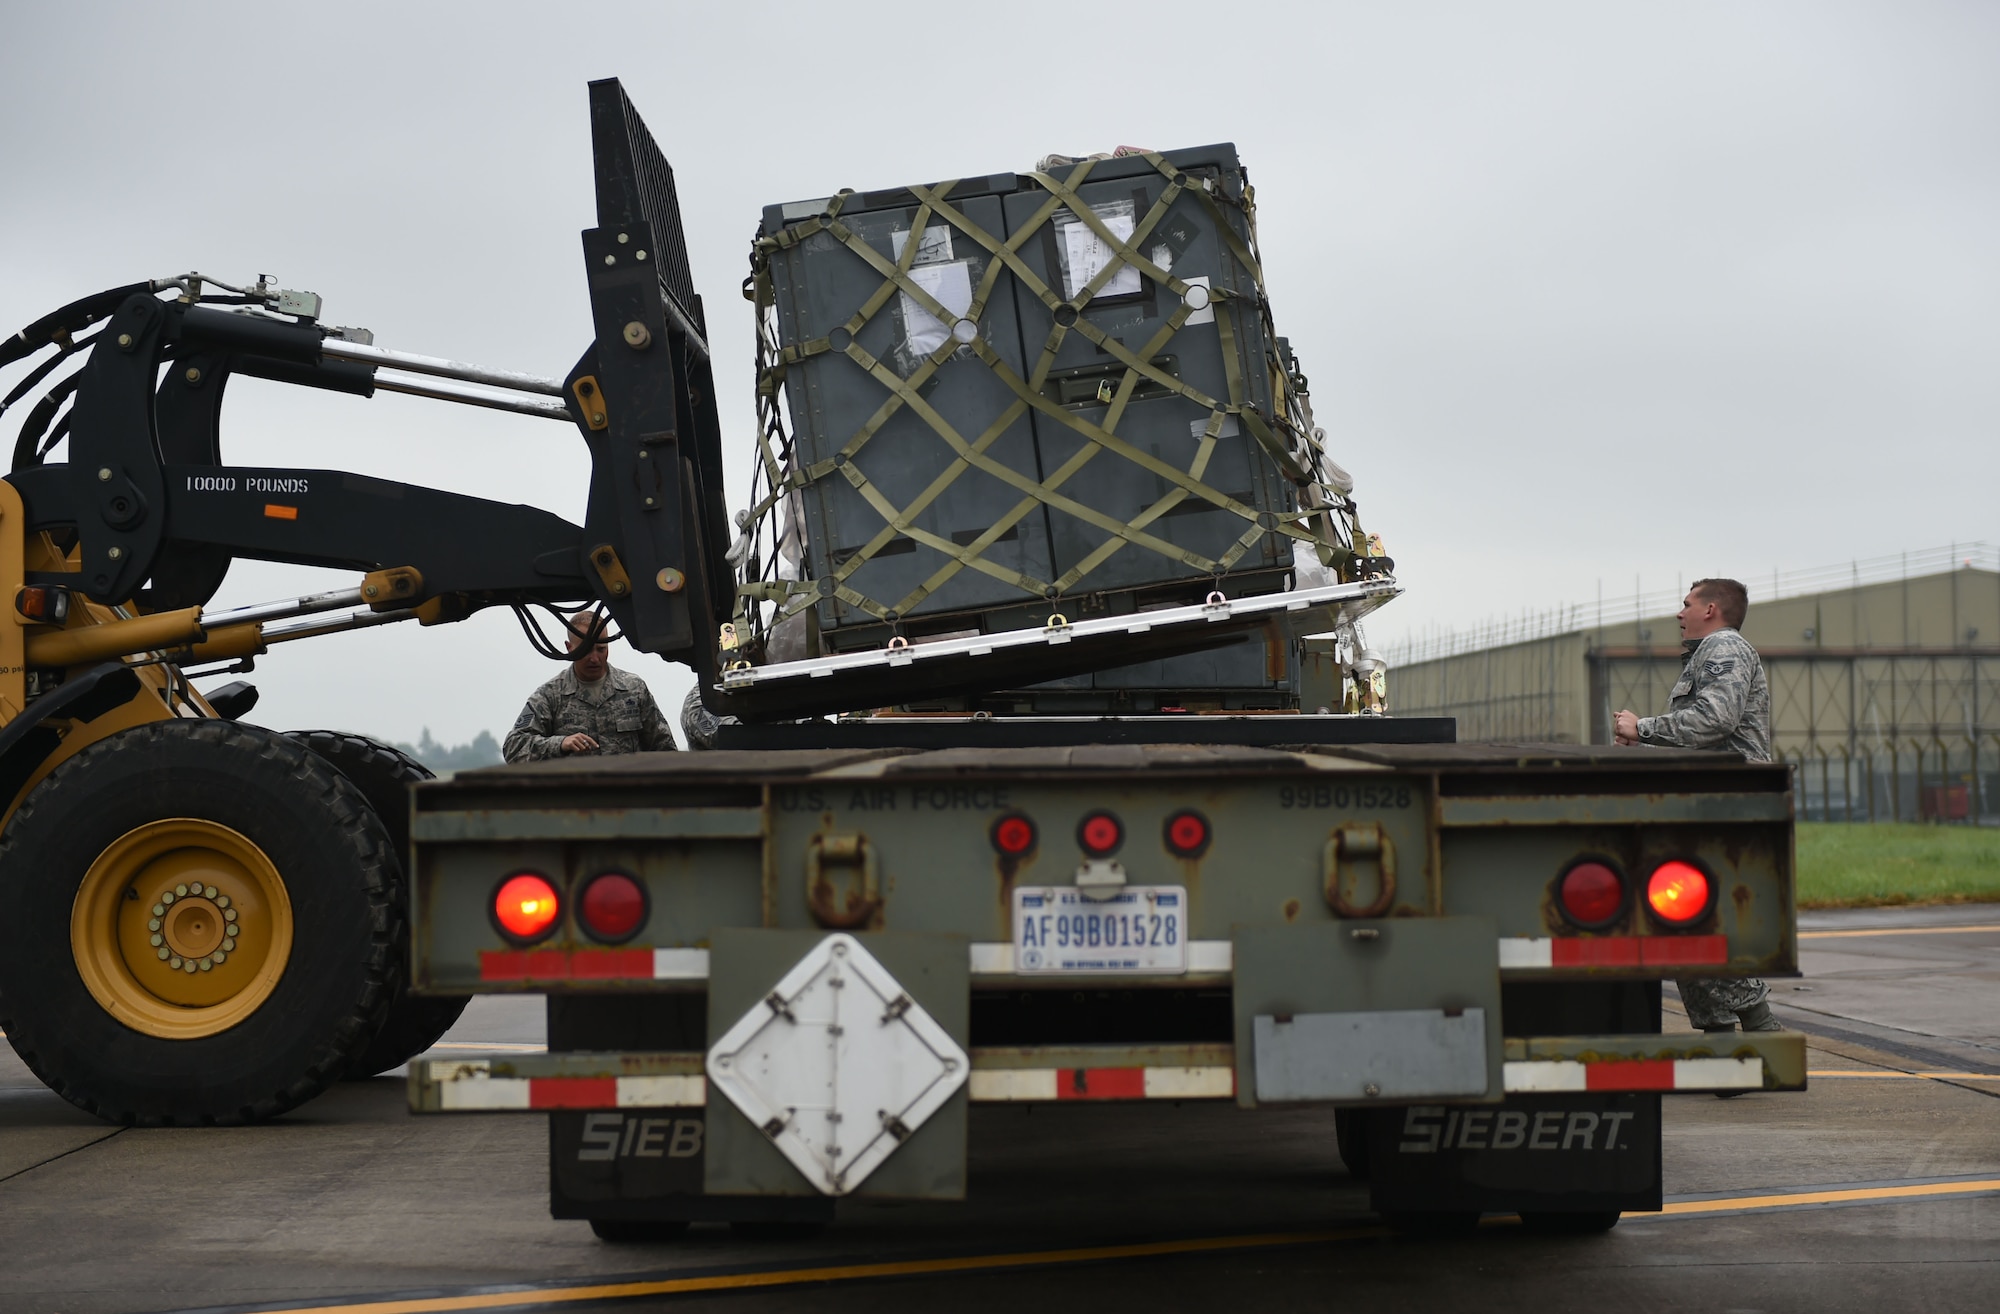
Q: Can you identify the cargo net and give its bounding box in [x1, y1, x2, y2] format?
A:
[732, 152, 1371, 662]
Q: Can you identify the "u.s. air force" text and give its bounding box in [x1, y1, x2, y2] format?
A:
[775, 785, 1013, 813]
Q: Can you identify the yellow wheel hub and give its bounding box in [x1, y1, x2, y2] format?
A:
[70, 818, 294, 1039]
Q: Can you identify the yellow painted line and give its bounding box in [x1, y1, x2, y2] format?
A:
[1646, 1177, 2000, 1217]
[1807, 1069, 2000, 1080]
[222, 1227, 1380, 1314]
[1801, 923, 2000, 939]
[219, 1174, 2000, 1314]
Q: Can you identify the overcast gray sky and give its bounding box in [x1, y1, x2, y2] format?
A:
[3, 2, 1994, 746]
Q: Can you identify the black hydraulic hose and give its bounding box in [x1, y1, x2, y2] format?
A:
[0, 281, 156, 369]
[512, 604, 573, 660]
[12, 372, 81, 472]
[512, 602, 624, 661]
[0, 326, 102, 421]
[37, 411, 72, 461]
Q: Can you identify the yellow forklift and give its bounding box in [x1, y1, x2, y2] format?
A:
[0, 81, 739, 1121]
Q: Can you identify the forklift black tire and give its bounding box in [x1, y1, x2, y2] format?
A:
[1519, 1210, 1622, 1235]
[0, 719, 399, 1125]
[287, 731, 470, 1078]
[589, 1219, 692, 1243]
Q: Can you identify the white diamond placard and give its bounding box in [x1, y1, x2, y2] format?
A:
[705, 934, 968, 1195]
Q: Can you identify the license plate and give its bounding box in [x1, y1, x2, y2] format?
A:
[1012, 886, 1187, 974]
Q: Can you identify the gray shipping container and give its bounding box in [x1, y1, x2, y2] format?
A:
[757, 144, 1306, 650]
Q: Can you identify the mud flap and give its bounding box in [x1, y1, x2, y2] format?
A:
[1365, 1093, 1662, 1216]
[548, 1110, 834, 1226]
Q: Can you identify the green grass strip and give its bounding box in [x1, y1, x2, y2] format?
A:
[1797, 822, 2000, 909]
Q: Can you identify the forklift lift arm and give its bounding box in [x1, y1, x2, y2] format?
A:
[0, 79, 732, 687]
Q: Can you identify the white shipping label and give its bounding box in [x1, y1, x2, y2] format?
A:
[1061, 204, 1142, 300]
[899, 260, 975, 357]
[891, 225, 955, 266]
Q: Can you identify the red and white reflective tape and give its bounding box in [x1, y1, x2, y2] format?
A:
[478, 947, 710, 983]
[481, 944, 1242, 982]
[429, 1061, 705, 1110]
[428, 1060, 1234, 1109]
[475, 937, 1736, 982]
[1498, 935, 1728, 970]
[1503, 1056, 1762, 1093]
[967, 1066, 1236, 1102]
[428, 1056, 1762, 1108]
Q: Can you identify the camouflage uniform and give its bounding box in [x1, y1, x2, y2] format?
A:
[1634, 627, 1772, 763]
[679, 686, 740, 751]
[503, 667, 678, 762]
[1635, 627, 1778, 1032]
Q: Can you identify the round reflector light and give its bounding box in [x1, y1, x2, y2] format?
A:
[578, 871, 648, 943]
[1557, 860, 1624, 927]
[1164, 809, 1211, 858]
[1647, 860, 1711, 924]
[991, 812, 1038, 857]
[1077, 810, 1124, 857]
[492, 872, 561, 943]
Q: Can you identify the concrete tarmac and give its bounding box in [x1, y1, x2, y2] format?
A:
[1, 905, 1995, 1314]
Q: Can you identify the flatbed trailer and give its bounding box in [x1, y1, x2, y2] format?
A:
[406, 724, 1803, 1236]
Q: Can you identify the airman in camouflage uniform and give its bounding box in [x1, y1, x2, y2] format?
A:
[503, 620, 678, 761]
[1613, 579, 1779, 1037]
[679, 686, 740, 751]
[1629, 631, 1771, 763]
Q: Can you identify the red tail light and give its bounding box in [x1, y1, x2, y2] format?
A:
[1557, 860, 1625, 927]
[578, 872, 648, 943]
[991, 813, 1038, 857]
[1077, 810, 1124, 857]
[492, 873, 561, 944]
[1647, 860, 1712, 924]
[1163, 809, 1211, 858]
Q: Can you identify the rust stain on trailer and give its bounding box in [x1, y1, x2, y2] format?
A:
[994, 849, 1038, 927]
[1731, 882, 1758, 944]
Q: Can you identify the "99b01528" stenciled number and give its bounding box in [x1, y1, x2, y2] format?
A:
[1277, 783, 1413, 810]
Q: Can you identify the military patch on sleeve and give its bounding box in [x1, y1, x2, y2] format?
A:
[513, 706, 536, 731]
[1703, 658, 1735, 678]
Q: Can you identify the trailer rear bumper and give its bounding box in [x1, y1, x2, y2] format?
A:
[410, 1030, 1805, 1113]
